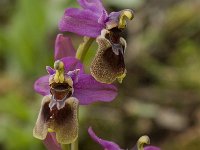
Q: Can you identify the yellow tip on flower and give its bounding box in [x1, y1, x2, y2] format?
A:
[54, 60, 65, 83]
[137, 135, 150, 150]
[54, 60, 64, 70]
[48, 128, 55, 133]
[117, 71, 126, 83]
[118, 9, 134, 29]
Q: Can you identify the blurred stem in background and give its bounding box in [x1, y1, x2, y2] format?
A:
[75, 37, 94, 62]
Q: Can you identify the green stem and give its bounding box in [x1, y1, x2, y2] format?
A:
[71, 138, 78, 150]
[75, 36, 94, 61]
[61, 144, 71, 150]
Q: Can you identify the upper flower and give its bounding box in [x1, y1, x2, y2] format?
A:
[59, 0, 133, 38]
[59, 0, 133, 84]
[34, 34, 118, 105]
[88, 127, 160, 150]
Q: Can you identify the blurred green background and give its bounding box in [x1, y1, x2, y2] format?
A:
[0, 0, 200, 149]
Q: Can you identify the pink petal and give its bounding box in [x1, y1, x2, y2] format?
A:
[54, 34, 76, 60]
[46, 66, 55, 75]
[43, 133, 61, 150]
[88, 127, 121, 150]
[66, 8, 100, 22]
[34, 75, 50, 96]
[78, 0, 105, 15]
[73, 74, 118, 105]
[144, 146, 161, 150]
[59, 8, 104, 37]
[61, 57, 84, 74]
[67, 69, 80, 84]
[98, 10, 108, 24]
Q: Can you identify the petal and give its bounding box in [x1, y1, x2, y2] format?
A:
[98, 9, 108, 24]
[61, 57, 84, 74]
[66, 8, 100, 22]
[59, 8, 104, 37]
[46, 66, 55, 75]
[144, 146, 161, 150]
[90, 36, 127, 83]
[108, 12, 120, 23]
[77, 0, 105, 15]
[43, 133, 61, 150]
[34, 75, 50, 96]
[88, 127, 121, 150]
[33, 96, 51, 140]
[54, 34, 76, 60]
[67, 69, 80, 84]
[73, 74, 117, 105]
[106, 11, 120, 30]
[50, 97, 79, 144]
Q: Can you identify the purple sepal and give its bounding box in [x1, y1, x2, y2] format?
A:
[144, 146, 161, 150]
[67, 69, 80, 84]
[43, 133, 61, 150]
[65, 8, 100, 22]
[88, 127, 121, 150]
[34, 75, 50, 96]
[107, 11, 120, 23]
[54, 34, 76, 60]
[61, 57, 84, 74]
[46, 66, 55, 75]
[88, 127, 161, 150]
[59, 8, 104, 37]
[73, 74, 117, 105]
[77, 0, 105, 15]
[98, 10, 108, 24]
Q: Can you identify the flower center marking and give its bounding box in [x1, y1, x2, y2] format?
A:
[49, 60, 73, 110]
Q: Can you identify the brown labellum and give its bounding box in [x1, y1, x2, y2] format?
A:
[90, 29, 127, 84]
[33, 95, 79, 144]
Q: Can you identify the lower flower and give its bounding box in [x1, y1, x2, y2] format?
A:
[33, 34, 118, 145]
[88, 127, 160, 150]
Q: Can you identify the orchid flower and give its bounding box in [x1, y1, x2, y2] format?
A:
[33, 34, 118, 144]
[59, 0, 134, 84]
[34, 34, 118, 104]
[59, 0, 133, 38]
[88, 127, 160, 150]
